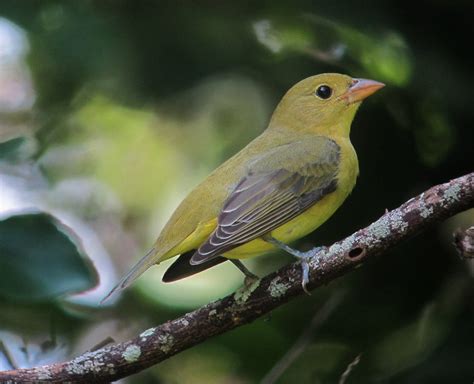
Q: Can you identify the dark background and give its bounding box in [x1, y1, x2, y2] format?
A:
[0, 1, 472, 382]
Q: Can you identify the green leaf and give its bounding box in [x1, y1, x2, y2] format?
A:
[0, 136, 37, 162]
[0, 137, 26, 160]
[0, 213, 98, 301]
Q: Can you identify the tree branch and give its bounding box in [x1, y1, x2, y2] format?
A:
[453, 225, 474, 258]
[1, 172, 473, 383]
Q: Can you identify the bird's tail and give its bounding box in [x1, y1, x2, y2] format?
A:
[101, 247, 157, 304]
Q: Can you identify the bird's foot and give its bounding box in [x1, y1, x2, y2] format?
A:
[300, 257, 311, 295]
[234, 272, 260, 304]
[298, 246, 328, 295]
[262, 235, 328, 295]
[230, 259, 259, 287]
[244, 272, 260, 288]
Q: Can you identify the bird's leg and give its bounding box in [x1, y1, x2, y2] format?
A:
[263, 235, 326, 295]
[230, 259, 259, 287]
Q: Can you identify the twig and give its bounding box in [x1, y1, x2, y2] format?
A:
[453, 226, 474, 258]
[338, 354, 362, 384]
[0, 172, 472, 383]
[261, 291, 344, 384]
[0, 341, 18, 370]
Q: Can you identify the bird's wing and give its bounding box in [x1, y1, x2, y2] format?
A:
[191, 137, 340, 265]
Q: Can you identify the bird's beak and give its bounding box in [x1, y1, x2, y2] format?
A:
[341, 78, 385, 104]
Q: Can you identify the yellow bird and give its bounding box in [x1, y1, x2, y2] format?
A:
[106, 73, 384, 299]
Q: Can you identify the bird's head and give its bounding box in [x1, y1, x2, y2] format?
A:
[269, 73, 384, 137]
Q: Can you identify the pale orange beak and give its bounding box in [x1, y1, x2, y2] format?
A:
[341, 78, 385, 104]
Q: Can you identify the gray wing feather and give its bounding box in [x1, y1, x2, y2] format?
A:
[191, 138, 340, 264]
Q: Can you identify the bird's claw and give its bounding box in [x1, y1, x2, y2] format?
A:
[244, 274, 259, 288]
[300, 258, 311, 295]
[299, 246, 327, 295]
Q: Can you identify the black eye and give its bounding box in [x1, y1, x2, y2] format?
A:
[315, 85, 332, 99]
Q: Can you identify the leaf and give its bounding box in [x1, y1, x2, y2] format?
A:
[0, 137, 25, 161]
[0, 213, 98, 301]
[0, 136, 37, 162]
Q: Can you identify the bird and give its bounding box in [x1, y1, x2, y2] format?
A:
[105, 73, 384, 300]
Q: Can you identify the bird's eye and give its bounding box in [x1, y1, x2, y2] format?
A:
[315, 85, 332, 99]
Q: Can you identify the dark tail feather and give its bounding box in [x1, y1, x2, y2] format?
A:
[162, 250, 227, 282]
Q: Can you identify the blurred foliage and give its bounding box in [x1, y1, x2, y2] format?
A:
[0, 137, 27, 161]
[0, 213, 96, 301]
[0, 0, 473, 383]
